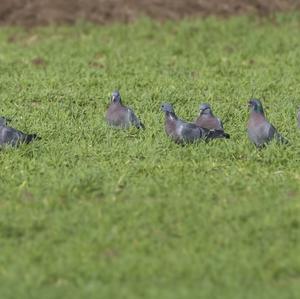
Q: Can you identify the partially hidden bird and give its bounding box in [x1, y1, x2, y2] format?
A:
[247, 98, 288, 147]
[297, 108, 300, 129]
[106, 91, 145, 129]
[0, 119, 39, 147]
[161, 103, 230, 143]
[195, 103, 224, 130]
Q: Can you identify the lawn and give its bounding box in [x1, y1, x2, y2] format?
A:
[0, 13, 300, 299]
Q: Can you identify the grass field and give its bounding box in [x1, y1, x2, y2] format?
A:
[0, 13, 300, 299]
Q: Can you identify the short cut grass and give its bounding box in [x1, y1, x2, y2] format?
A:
[0, 13, 300, 299]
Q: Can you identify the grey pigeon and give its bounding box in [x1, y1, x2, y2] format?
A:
[247, 99, 288, 147]
[106, 91, 145, 129]
[195, 103, 224, 130]
[297, 108, 300, 129]
[161, 103, 230, 143]
[0, 120, 39, 147]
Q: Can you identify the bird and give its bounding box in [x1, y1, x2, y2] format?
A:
[297, 108, 300, 129]
[195, 103, 224, 130]
[0, 120, 39, 147]
[161, 103, 230, 143]
[106, 91, 145, 129]
[247, 98, 288, 147]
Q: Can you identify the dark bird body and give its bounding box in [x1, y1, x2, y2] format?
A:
[0, 121, 38, 147]
[161, 103, 230, 143]
[106, 91, 144, 129]
[247, 99, 288, 147]
[297, 109, 300, 129]
[195, 103, 224, 130]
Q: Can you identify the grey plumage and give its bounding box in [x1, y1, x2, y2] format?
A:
[0, 120, 38, 147]
[247, 99, 288, 147]
[195, 103, 224, 130]
[106, 91, 145, 129]
[161, 103, 230, 143]
[297, 108, 300, 129]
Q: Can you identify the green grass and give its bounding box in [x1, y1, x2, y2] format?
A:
[0, 13, 300, 299]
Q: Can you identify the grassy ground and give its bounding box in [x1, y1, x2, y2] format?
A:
[0, 13, 300, 299]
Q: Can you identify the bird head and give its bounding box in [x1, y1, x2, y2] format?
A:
[161, 103, 174, 114]
[199, 103, 212, 115]
[248, 98, 264, 114]
[111, 91, 121, 103]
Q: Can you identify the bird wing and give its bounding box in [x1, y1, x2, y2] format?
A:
[128, 108, 144, 129]
[0, 126, 27, 146]
[180, 122, 207, 141]
[261, 122, 288, 145]
[268, 124, 289, 144]
[217, 117, 224, 129]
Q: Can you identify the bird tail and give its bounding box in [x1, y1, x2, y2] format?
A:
[133, 118, 145, 129]
[207, 129, 230, 139]
[130, 111, 145, 130]
[25, 134, 40, 144]
[138, 122, 145, 130]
